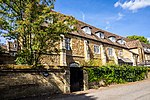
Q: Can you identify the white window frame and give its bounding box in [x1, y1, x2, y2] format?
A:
[109, 36, 116, 42]
[94, 45, 100, 54]
[82, 27, 91, 35]
[108, 48, 113, 56]
[96, 32, 104, 39]
[65, 38, 71, 50]
[64, 21, 74, 29]
[45, 17, 53, 24]
[117, 39, 125, 44]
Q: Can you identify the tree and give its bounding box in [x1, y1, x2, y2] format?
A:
[127, 35, 150, 44]
[0, 0, 76, 66]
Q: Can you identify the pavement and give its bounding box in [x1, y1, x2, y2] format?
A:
[22, 79, 150, 100]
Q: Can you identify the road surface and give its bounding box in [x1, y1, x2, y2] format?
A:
[52, 79, 150, 100]
[22, 79, 150, 100]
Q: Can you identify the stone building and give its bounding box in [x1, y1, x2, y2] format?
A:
[1, 18, 149, 93]
[40, 20, 138, 67]
[126, 40, 150, 66]
[40, 20, 141, 92]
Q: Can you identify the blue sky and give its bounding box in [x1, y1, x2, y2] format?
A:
[1, 0, 150, 43]
[54, 0, 150, 39]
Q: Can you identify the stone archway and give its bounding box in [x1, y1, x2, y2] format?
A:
[69, 62, 83, 92]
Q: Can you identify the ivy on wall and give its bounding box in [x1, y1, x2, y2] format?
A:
[84, 65, 148, 86]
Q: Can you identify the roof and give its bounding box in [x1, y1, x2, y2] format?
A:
[125, 40, 141, 49]
[129, 50, 139, 55]
[118, 57, 133, 63]
[37, 11, 148, 52]
[142, 42, 150, 54]
[70, 20, 128, 49]
[141, 42, 150, 48]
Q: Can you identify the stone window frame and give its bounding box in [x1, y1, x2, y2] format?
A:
[94, 44, 100, 54]
[65, 38, 71, 50]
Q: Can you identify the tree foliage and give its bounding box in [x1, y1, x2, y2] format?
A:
[0, 0, 76, 66]
[127, 35, 150, 44]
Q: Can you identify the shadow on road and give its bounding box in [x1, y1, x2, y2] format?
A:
[19, 93, 97, 100]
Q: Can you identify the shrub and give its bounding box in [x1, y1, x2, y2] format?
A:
[84, 65, 148, 87]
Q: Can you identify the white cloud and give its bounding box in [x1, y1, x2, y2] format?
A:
[116, 12, 124, 20]
[114, 0, 150, 12]
[104, 12, 124, 30]
[106, 21, 110, 24]
[81, 12, 85, 21]
[114, 1, 121, 7]
[105, 21, 111, 30]
[105, 26, 111, 30]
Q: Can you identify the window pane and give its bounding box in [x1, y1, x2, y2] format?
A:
[65, 38, 71, 50]
[94, 45, 100, 54]
[109, 37, 116, 42]
[100, 33, 104, 38]
[96, 32, 104, 39]
[108, 48, 113, 56]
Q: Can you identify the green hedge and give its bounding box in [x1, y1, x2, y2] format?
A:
[84, 65, 148, 86]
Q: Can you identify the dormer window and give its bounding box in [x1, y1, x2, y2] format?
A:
[109, 36, 116, 42]
[82, 26, 91, 35]
[69, 25, 74, 29]
[144, 47, 147, 52]
[44, 17, 53, 24]
[96, 31, 104, 39]
[144, 47, 150, 52]
[64, 21, 74, 29]
[148, 48, 150, 52]
[117, 39, 126, 44]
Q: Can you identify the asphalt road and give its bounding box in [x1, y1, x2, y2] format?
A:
[52, 79, 150, 100]
[21, 79, 150, 100]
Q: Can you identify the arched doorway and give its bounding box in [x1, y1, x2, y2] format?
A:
[70, 62, 83, 92]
